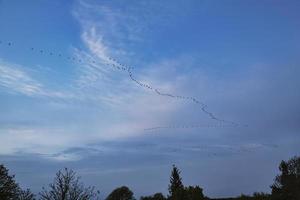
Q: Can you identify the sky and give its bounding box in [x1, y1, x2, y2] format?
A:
[0, 0, 300, 198]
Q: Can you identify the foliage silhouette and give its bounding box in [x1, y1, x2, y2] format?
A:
[184, 186, 205, 200]
[0, 164, 35, 200]
[105, 186, 135, 200]
[168, 165, 185, 200]
[39, 168, 99, 200]
[0, 164, 20, 200]
[168, 165, 206, 200]
[252, 192, 270, 200]
[140, 193, 167, 200]
[1, 155, 300, 200]
[210, 192, 270, 200]
[19, 189, 36, 200]
[270, 156, 300, 200]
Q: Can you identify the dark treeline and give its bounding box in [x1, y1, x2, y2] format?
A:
[0, 156, 299, 200]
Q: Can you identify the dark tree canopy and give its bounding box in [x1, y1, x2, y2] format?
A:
[168, 165, 184, 197]
[2, 156, 300, 200]
[105, 186, 135, 200]
[19, 189, 36, 200]
[39, 168, 99, 200]
[184, 186, 205, 200]
[271, 156, 300, 200]
[0, 164, 20, 200]
[0, 164, 35, 200]
[140, 193, 166, 200]
[168, 165, 206, 200]
[210, 192, 271, 200]
[168, 165, 186, 200]
[252, 192, 270, 200]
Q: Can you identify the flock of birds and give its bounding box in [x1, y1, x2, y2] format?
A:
[0, 40, 246, 131]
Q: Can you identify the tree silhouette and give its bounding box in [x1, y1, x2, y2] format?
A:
[168, 165, 185, 200]
[140, 193, 166, 200]
[19, 189, 36, 200]
[252, 192, 270, 200]
[39, 168, 99, 200]
[184, 186, 205, 200]
[106, 186, 135, 200]
[271, 156, 300, 200]
[0, 164, 20, 200]
[0, 164, 35, 200]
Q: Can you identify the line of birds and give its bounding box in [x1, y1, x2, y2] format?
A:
[143, 124, 239, 131]
[0, 40, 245, 131]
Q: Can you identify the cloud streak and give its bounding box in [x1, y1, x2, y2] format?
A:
[0, 61, 44, 96]
[73, 7, 242, 129]
[0, 60, 75, 100]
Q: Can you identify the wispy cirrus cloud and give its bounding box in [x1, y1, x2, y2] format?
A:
[1, 1, 300, 198]
[1, 0, 298, 166]
[0, 61, 44, 96]
[0, 127, 78, 155]
[0, 60, 74, 99]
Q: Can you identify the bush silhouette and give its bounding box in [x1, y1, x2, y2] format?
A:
[140, 193, 166, 200]
[184, 186, 205, 200]
[106, 186, 135, 200]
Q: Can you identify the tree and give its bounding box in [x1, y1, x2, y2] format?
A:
[140, 193, 166, 200]
[271, 156, 300, 200]
[40, 168, 99, 200]
[252, 192, 270, 200]
[0, 164, 35, 200]
[19, 189, 35, 200]
[0, 164, 20, 200]
[106, 186, 135, 200]
[184, 186, 205, 200]
[168, 165, 185, 200]
[237, 194, 251, 200]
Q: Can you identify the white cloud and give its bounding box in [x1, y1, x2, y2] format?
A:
[4, 0, 295, 159]
[0, 47, 189, 156]
[0, 62, 44, 96]
[81, 27, 109, 61]
[0, 128, 76, 155]
[0, 17, 236, 159]
[0, 60, 74, 99]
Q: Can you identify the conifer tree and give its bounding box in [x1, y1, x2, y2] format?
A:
[168, 165, 185, 200]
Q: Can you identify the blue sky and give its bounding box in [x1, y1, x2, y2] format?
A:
[0, 0, 300, 198]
